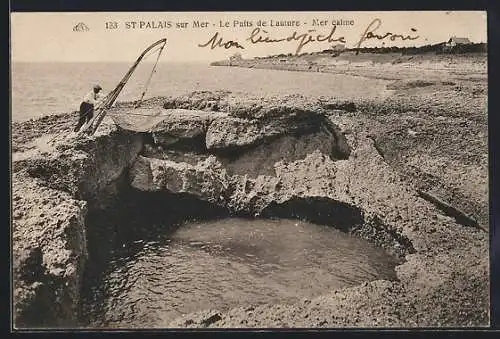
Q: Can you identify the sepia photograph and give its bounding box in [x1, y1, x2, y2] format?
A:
[10, 11, 489, 329]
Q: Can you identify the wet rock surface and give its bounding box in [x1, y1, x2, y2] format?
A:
[11, 83, 489, 328]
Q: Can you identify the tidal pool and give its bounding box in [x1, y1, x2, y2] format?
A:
[80, 218, 399, 328]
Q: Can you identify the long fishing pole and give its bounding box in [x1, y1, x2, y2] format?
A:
[81, 38, 167, 135]
[45, 38, 167, 144]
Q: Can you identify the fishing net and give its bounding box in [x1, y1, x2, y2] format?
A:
[79, 38, 167, 135]
[107, 107, 172, 132]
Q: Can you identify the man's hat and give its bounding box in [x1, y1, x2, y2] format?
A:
[93, 84, 102, 90]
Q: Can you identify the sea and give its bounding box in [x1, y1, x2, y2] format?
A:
[11, 62, 390, 122]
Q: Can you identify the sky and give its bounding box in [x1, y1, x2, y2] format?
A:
[10, 11, 487, 63]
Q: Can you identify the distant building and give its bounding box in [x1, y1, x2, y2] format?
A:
[331, 43, 346, 51]
[446, 37, 471, 47]
[228, 52, 243, 66]
[230, 52, 243, 60]
[442, 37, 472, 53]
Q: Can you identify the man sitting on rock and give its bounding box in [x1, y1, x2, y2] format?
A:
[74, 84, 105, 132]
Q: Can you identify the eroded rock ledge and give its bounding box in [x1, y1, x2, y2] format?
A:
[13, 122, 143, 327]
[12, 91, 489, 328]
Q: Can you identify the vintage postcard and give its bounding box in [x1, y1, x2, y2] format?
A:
[10, 11, 489, 329]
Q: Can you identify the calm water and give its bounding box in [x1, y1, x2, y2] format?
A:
[81, 218, 398, 328]
[11, 62, 390, 122]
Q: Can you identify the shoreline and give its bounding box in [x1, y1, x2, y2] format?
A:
[211, 52, 487, 82]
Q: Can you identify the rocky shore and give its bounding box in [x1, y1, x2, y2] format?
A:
[12, 70, 489, 327]
[213, 52, 487, 83]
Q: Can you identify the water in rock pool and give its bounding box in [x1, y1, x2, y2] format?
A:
[80, 218, 399, 328]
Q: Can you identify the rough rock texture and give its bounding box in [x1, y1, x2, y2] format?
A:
[12, 171, 87, 327]
[129, 101, 352, 196]
[135, 90, 488, 328]
[12, 82, 489, 328]
[159, 89, 487, 233]
[15, 118, 143, 209]
[371, 114, 488, 231]
[162, 91, 351, 159]
[130, 155, 230, 206]
[12, 118, 144, 327]
[149, 109, 227, 148]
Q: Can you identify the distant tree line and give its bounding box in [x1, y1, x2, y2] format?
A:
[345, 43, 448, 54]
[436, 43, 487, 54]
[252, 42, 487, 60]
[320, 42, 487, 55]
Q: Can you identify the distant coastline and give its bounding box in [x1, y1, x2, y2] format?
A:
[210, 42, 488, 68]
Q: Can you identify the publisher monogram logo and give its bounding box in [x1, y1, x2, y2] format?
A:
[73, 22, 89, 32]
